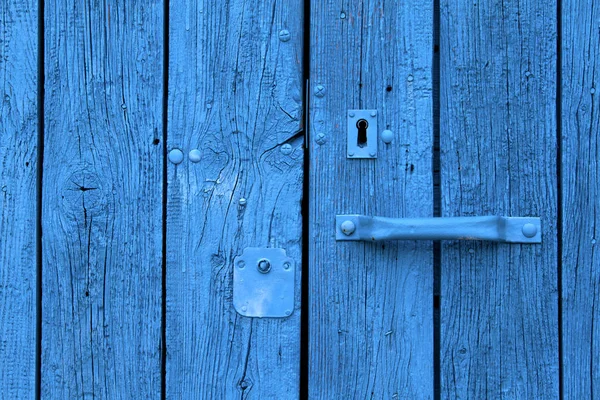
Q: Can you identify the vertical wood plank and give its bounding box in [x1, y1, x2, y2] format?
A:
[166, 0, 304, 398]
[0, 1, 38, 397]
[42, 0, 163, 397]
[439, 0, 559, 398]
[309, 1, 434, 398]
[562, 0, 600, 397]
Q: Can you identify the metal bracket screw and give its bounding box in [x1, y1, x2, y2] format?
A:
[257, 259, 271, 274]
[340, 220, 356, 235]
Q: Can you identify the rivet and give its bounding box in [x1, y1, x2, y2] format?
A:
[522, 223, 537, 238]
[525, 71, 531, 77]
[314, 85, 326, 98]
[189, 149, 201, 162]
[285, 309, 292, 316]
[370, 110, 377, 117]
[279, 29, 291, 42]
[369, 151, 377, 157]
[407, 75, 414, 82]
[168, 149, 184, 164]
[348, 111, 355, 117]
[591, 87, 596, 95]
[237, 260, 246, 269]
[340, 12, 346, 19]
[281, 143, 293, 155]
[239, 198, 247, 206]
[348, 151, 355, 157]
[340, 220, 356, 235]
[381, 129, 393, 144]
[242, 306, 247, 312]
[315, 133, 327, 145]
[257, 258, 271, 274]
[283, 262, 291, 270]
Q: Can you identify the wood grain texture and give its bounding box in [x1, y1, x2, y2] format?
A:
[41, 0, 163, 398]
[562, 0, 600, 397]
[0, 1, 38, 397]
[439, 0, 559, 398]
[166, 0, 303, 398]
[309, 0, 434, 398]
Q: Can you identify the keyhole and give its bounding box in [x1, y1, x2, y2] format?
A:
[356, 119, 368, 147]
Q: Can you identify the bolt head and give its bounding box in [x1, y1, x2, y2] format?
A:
[340, 220, 356, 235]
[257, 258, 272, 274]
[522, 223, 538, 238]
[168, 149, 184, 164]
[189, 149, 201, 163]
[381, 129, 393, 144]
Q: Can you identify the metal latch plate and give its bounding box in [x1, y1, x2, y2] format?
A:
[348, 109, 378, 159]
[233, 247, 295, 318]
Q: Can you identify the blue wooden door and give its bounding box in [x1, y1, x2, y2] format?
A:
[0, 0, 599, 399]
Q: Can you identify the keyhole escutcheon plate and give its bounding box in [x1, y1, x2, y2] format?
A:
[347, 109, 378, 159]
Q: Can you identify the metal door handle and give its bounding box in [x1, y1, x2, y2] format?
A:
[336, 215, 541, 243]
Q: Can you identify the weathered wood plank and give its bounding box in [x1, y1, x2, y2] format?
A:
[166, 0, 303, 398]
[562, 0, 600, 397]
[309, 0, 434, 398]
[439, 0, 559, 398]
[0, 1, 38, 397]
[41, 0, 163, 397]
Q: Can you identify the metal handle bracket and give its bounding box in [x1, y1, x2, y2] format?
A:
[336, 215, 542, 243]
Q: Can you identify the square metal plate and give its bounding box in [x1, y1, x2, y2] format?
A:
[233, 248, 295, 318]
[347, 109, 378, 159]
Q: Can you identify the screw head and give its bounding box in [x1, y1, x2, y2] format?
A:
[348, 111, 355, 118]
[257, 258, 271, 274]
[237, 260, 246, 269]
[369, 151, 377, 157]
[522, 223, 537, 238]
[370, 111, 377, 117]
[279, 29, 291, 42]
[285, 309, 292, 316]
[239, 198, 247, 206]
[314, 85, 326, 98]
[348, 151, 355, 157]
[189, 149, 201, 163]
[168, 149, 184, 164]
[315, 133, 327, 145]
[407, 74, 414, 82]
[283, 261, 292, 270]
[281, 143, 293, 155]
[241, 306, 248, 312]
[340, 220, 356, 235]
